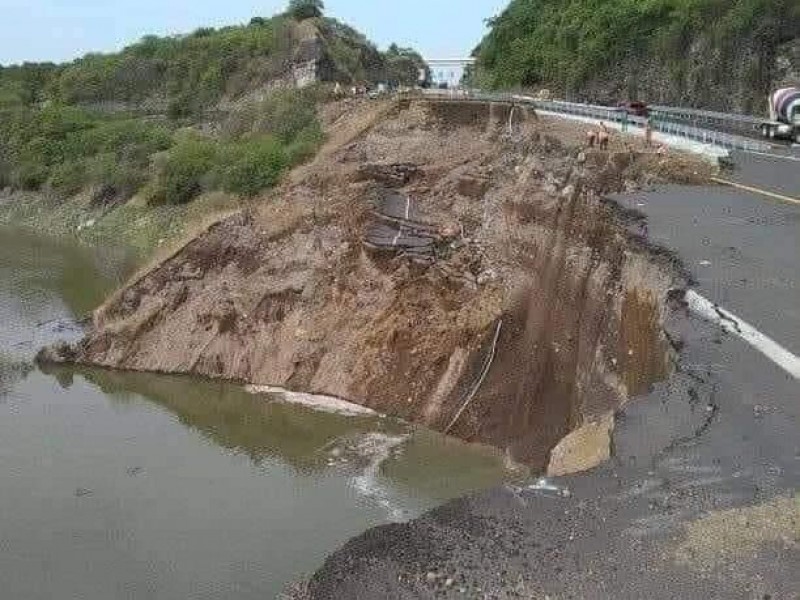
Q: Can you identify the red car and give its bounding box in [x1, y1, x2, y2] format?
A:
[616, 101, 649, 118]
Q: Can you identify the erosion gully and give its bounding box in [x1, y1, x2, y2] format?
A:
[0, 226, 513, 599]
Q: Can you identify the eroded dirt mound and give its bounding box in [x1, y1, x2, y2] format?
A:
[69, 99, 712, 468]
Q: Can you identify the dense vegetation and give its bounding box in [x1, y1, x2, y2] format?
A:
[0, 86, 324, 205]
[385, 44, 429, 88]
[288, 0, 325, 21]
[0, 4, 421, 211]
[474, 0, 800, 109]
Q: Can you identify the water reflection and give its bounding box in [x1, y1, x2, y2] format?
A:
[45, 364, 392, 473]
[0, 225, 513, 598]
[40, 364, 515, 498]
[0, 226, 134, 320]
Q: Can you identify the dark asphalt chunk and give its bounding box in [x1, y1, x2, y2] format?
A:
[377, 190, 416, 222]
[364, 222, 434, 250]
[363, 190, 438, 258]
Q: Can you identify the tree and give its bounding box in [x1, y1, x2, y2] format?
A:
[287, 0, 324, 21]
[383, 44, 429, 87]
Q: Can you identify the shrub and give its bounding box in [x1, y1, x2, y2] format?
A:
[156, 139, 218, 204]
[285, 122, 324, 164]
[220, 136, 287, 197]
[49, 160, 87, 196]
[222, 87, 319, 142]
[13, 161, 49, 190]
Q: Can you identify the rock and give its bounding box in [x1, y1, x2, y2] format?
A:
[547, 412, 615, 476]
[623, 179, 639, 193]
[438, 223, 461, 240]
[445, 578, 454, 588]
[425, 572, 438, 583]
[477, 269, 498, 286]
[456, 175, 491, 199]
[356, 163, 419, 187]
[302, 277, 319, 302]
[35, 341, 78, 365]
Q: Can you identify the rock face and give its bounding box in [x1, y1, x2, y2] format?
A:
[72, 99, 709, 467]
[579, 34, 800, 114]
[475, 1, 800, 115]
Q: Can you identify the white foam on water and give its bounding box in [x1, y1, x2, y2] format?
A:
[349, 432, 410, 522]
[246, 385, 378, 417]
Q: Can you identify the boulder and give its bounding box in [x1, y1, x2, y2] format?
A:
[35, 341, 78, 365]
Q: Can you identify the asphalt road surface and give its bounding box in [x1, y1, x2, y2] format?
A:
[728, 149, 800, 200]
[305, 150, 800, 599]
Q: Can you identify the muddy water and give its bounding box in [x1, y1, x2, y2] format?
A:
[0, 227, 512, 599]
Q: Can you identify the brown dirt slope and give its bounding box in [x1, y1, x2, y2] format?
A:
[70, 98, 712, 468]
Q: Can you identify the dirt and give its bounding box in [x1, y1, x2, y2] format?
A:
[674, 494, 800, 571]
[63, 97, 715, 469]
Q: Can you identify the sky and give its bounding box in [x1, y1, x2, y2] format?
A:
[0, 0, 509, 66]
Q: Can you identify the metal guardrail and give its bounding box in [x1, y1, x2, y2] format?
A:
[649, 105, 768, 142]
[650, 104, 763, 127]
[523, 97, 772, 152]
[416, 89, 772, 153]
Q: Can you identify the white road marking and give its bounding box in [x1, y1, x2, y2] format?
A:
[742, 149, 800, 162]
[710, 177, 800, 207]
[404, 196, 410, 220]
[684, 290, 800, 379]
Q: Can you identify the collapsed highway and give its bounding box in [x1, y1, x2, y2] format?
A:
[286, 96, 800, 600]
[33, 93, 799, 599]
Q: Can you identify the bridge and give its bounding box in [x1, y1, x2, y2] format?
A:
[424, 57, 475, 88]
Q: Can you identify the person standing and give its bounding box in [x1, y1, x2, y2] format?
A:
[644, 117, 653, 147]
[598, 122, 610, 150]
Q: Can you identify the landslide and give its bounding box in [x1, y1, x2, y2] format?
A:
[66, 98, 712, 469]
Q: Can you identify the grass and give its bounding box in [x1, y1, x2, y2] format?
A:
[0, 187, 240, 260]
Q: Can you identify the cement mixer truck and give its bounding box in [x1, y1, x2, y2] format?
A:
[761, 87, 800, 143]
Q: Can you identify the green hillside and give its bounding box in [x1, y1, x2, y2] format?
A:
[0, 8, 424, 210]
[474, 0, 800, 112]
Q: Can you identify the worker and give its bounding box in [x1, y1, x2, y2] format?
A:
[644, 117, 653, 147]
[597, 122, 610, 150]
[439, 223, 460, 240]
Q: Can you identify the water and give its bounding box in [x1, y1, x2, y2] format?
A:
[0, 227, 513, 599]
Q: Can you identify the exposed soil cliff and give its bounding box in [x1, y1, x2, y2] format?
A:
[62, 98, 711, 469]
